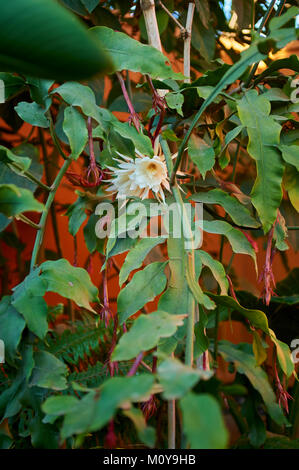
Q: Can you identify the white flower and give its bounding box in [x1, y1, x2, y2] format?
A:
[106, 148, 170, 203]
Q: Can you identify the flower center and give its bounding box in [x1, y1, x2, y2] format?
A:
[147, 162, 158, 175]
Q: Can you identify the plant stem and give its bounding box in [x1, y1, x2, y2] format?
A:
[161, 137, 196, 367]
[30, 158, 72, 270]
[116, 72, 141, 132]
[38, 128, 63, 259]
[168, 399, 176, 449]
[127, 352, 145, 377]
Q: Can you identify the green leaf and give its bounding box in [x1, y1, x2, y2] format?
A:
[112, 311, 186, 361]
[0, 72, 24, 100]
[0, 296, 25, 362]
[0, 184, 44, 217]
[189, 134, 215, 179]
[157, 357, 212, 399]
[208, 293, 269, 332]
[0, 0, 112, 80]
[0, 145, 31, 173]
[63, 107, 88, 159]
[42, 395, 79, 416]
[15, 101, 50, 128]
[279, 144, 299, 171]
[252, 331, 268, 366]
[180, 393, 229, 449]
[203, 220, 257, 271]
[165, 92, 184, 116]
[30, 351, 68, 390]
[270, 329, 294, 379]
[123, 407, 156, 448]
[237, 90, 284, 232]
[191, 188, 260, 228]
[81, 0, 99, 13]
[54, 83, 153, 156]
[61, 375, 154, 438]
[118, 262, 167, 323]
[90, 27, 182, 80]
[197, 250, 229, 295]
[119, 237, 165, 286]
[11, 270, 48, 339]
[218, 341, 288, 426]
[40, 259, 99, 312]
[65, 193, 88, 236]
[284, 164, 299, 211]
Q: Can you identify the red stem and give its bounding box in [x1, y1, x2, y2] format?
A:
[127, 352, 145, 377]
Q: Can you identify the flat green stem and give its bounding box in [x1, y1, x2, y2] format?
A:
[161, 137, 196, 367]
[30, 158, 72, 270]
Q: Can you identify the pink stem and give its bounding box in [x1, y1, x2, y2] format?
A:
[116, 72, 141, 132]
[127, 352, 145, 377]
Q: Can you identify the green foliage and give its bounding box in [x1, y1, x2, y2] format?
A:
[0, 0, 298, 451]
[90, 27, 183, 79]
[180, 393, 229, 449]
[112, 311, 186, 361]
[117, 262, 167, 323]
[0, 0, 112, 80]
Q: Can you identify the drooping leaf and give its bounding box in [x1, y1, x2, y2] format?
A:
[112, 311, 186, 361]
[11, 270, 48, 339]
[65, 193, 88, 236]
[15, 101, 50, 128]
[191, 188, 260, 228]
[208, 293, 269, 332]
[0, 0, 112, 80]
[189, 134, 215, 179]
[165, 92, 184, 116]
[0, 145, 31, 174]
[0, 296, 26, 362]
[197, 250, 229, 295]
[237, 90, 284, 232]
[123, 407, 156, 448]
[90, 27, 183, 80]
[119, 237, 165, 286]
[180, 393, 229, 449]
[157, 357, 212, 399]
[203, 220, 257, 270]
[60, 375, 154, 438]
[218, 341, 288, 426]
[63, 106, 88, 159]
[30, 351, 68, 391]
[284, 164, 299, 212]
[118, 262, 167, 323]
[0, 184, 44, 218]
[40, 259, 99, 312]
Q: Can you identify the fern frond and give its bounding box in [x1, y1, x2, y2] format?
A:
[45, 317, 110, 365]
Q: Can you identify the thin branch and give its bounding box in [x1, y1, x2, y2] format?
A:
[183, 3, 195, 84]
[158, 1, 185, 31]
[15, 214, 40, 230]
